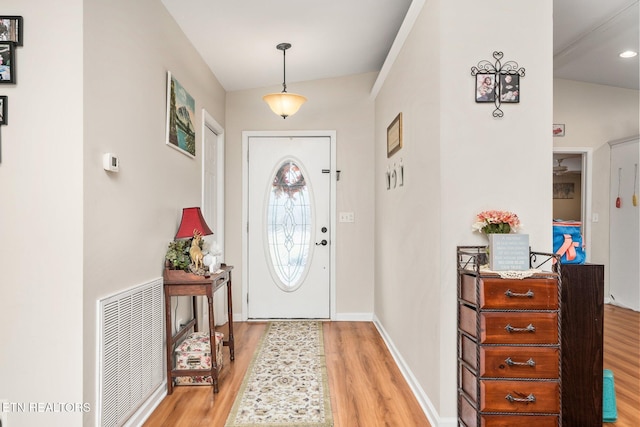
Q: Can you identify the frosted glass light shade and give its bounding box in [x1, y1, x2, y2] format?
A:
[263, 92, 307, 118]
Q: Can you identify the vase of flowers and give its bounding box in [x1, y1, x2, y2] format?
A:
[472, 210, 521, 235]
[472, 210, 522, 267]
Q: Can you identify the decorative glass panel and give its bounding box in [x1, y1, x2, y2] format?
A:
[267, 160, 312, 290]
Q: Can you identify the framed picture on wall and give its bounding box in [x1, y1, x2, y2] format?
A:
[475, 73, 496, 102]
[166, 71, 196, 158]
[0, 16, 24, 46]
[553, 124, 565, 137]
[553, 182, 575, 199]
[387, 112, 403, 158]
[499, 74, 520, 103]
[0, 96, 7, 125]
[0, 41, 15, 83]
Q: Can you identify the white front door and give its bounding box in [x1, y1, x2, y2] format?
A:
[247, 136, 331, 318]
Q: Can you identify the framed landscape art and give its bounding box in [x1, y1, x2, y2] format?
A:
[166, 72, 196, 158]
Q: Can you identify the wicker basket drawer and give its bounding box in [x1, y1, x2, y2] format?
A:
[461, 274, 558, 310]
[480, 379, 560, 413]
[481, 312, 558, 344]
[480, 346, 559, 378]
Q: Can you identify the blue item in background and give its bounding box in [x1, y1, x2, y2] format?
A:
[603, 369, 617, 422]
[553, 220, 586, 264]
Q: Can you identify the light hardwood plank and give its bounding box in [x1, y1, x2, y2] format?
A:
[603, 304, 640, 427]
[143, 307, 638, 427]
[143, 321, 430, 427]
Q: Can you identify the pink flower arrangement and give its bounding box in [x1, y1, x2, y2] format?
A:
[472, 210, 521, 234]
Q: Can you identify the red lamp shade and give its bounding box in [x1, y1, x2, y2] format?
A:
[175, 207, 213, 239]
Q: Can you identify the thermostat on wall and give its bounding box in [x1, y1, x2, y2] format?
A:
[103, 153, 119, 172]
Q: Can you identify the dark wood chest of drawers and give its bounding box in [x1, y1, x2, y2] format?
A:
[457, 248, 562, 427]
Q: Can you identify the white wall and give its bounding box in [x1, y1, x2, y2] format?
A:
[0, 1, 224, 426]
[374, 0, 442, 412]
[553, 78, 639, 297]
[225, 73, 377, 319]
[82, 0, 225, 425]
[0, 2, 84, 426]
[374, 0, 553, 422]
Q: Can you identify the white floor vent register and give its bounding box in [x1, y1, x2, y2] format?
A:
[97, 278, 164, 427]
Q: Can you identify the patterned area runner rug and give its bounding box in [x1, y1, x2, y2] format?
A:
[225, 321, 333, 427]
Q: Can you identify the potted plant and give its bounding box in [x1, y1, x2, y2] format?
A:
[164, 237, 207, 280]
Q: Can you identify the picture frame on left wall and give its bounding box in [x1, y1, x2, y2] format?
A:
[0, 96, 7, 125]
[387, 112, 403, 158]
[0, 16, 24, 46]
[166, 71, 196, 158]
[0, 41, 15, 84]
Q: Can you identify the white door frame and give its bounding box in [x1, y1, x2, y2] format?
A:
[242, 130, 337, 321]
[553, 146, 593, 262]
[201, 109, 225, 261]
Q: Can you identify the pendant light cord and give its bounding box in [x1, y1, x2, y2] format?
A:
[282, 47, 288, 93]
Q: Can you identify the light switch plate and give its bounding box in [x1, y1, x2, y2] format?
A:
[339, 212, 355, 223]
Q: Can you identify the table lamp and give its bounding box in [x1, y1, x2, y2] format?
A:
[175, 207, 213, 239]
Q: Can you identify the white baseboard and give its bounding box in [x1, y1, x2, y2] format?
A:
[123, 381, 167, 427]
[334, 312, 374, 321]
[372, 315, 456, 427]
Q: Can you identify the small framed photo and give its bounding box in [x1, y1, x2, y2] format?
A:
[387, 112, 403, 158]
[0, 96, 7, 125]
[0, 41, 15, 83]
[553, 124, 565, 137]
[475, 73, 496, 102]
[500, 74, 519, 103]
[0, 16, 23, 46]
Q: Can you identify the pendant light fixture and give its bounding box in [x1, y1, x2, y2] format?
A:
[263, 43, 307, 119]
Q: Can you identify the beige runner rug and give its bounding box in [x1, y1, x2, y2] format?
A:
[225, 321, 333, 427]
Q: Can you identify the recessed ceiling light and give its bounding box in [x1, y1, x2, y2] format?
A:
[619, 50, 638, 58]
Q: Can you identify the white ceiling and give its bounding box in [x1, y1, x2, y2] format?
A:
[554, 0, 639, 90]
[161, 0, 639, 92]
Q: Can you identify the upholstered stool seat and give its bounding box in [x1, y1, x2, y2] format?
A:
[174, 331, 224, 385]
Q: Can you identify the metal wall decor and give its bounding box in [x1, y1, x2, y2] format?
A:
[471, 51, 525, 118]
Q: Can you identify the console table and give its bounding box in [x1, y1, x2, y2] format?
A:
[163, 264, 234, 396]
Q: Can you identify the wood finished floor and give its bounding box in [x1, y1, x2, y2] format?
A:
[143, 321, 430, 427]
[143, 305, 639, 427]
[603, 304, 640, 427]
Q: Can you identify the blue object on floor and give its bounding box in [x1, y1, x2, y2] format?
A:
[603, 369, 617, 422]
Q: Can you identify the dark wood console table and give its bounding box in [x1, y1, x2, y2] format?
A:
[163, 264, 234, 396]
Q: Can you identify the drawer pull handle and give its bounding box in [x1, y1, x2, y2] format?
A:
[505, 289, 534, 298]
[505, 357, 536, 367]
[505, 323, 536, 333]
[505, 393, 536, 403]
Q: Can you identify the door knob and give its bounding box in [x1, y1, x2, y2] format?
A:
[315, 239, 328, 246]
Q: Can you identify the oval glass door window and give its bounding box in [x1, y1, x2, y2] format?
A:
[266, 160, 312, 291]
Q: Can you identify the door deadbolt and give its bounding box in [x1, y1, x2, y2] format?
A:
[321, 227, 327, 233]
